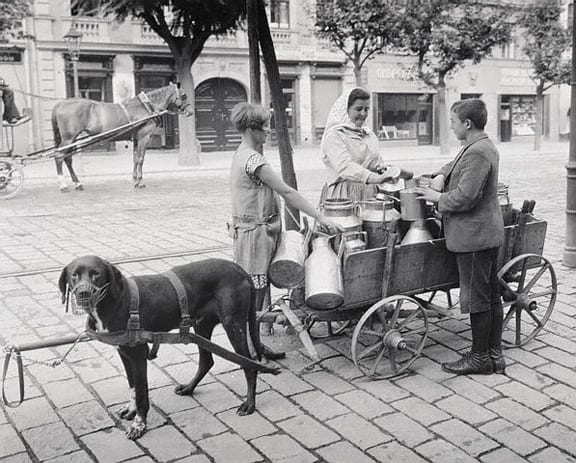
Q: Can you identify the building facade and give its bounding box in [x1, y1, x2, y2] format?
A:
[0, 0, 571, 155]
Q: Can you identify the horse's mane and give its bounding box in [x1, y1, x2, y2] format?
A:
[146, 85, 174, 105]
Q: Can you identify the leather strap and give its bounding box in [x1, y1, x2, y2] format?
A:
[2, 348, 24, 408]
[163, 270, 192, 335]
[125, 278, 141, 346]
[119, 103, 131, 124]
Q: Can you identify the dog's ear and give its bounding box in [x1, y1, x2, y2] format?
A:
[58, 265, 69, 304]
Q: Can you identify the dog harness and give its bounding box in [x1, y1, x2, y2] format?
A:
[83, 275, 277, 375]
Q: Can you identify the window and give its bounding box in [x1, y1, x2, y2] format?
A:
[270, 0, 290, 29]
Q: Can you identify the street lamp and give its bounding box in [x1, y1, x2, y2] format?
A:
[64, 27, 82, 98]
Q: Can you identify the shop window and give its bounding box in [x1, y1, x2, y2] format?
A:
[509, 95, 536, 136]
[270, 0, 290, 28]
[376, 93, 433, 144]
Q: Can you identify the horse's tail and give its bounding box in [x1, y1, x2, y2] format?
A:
[51, 104, 62, 148]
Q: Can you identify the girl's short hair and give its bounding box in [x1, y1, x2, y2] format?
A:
[230, 102, 271, 132]
[347, 88, 370, 109]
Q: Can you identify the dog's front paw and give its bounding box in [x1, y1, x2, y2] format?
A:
[118, 404, 137, 420]
[126, 416, 146, 440]
[237, 400, 256, 416]
[174, 383, 195, 396]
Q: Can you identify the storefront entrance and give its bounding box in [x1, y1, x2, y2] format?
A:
[195, 78, 247, 152]
[499, 95, 537, 142]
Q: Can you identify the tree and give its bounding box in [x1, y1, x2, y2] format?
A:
[401, 0, 513, 154]
[518, 0, 571, 151]
[0, 0, 32, 41]
[72, 0, 246, 165]
[313, 0, 402, 87]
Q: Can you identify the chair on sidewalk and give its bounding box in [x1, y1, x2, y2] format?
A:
[378, 125, 399, 140]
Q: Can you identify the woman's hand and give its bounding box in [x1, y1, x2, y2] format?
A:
[316, 214, 345, 233]
[415, 187, 441, 203]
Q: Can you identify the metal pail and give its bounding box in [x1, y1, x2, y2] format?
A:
[269, 230, 306, 289]
[400, 188, 425, 221]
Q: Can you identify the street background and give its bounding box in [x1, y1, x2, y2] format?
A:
[1, 140, 576, 462]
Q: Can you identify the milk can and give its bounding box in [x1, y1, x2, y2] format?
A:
[399, 188, 425, 221]
[269, 230, 307, 289]
[340, 231, 367, 257]
[305, 235, 344, 310]
[359, 199, 398, 249]
[321, 198, 362, 251]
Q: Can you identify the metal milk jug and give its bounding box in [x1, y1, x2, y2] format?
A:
[359, 199, 397, 249]
[321, 198, 362, 251]
[340, 231, 367, 257]
[269, 230, 307, 289]
[305, 235, 344, 310]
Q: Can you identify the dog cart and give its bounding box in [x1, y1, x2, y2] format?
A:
[266, 201, 554, 379]
[0, 111, 169, 200]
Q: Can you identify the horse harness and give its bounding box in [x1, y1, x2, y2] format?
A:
[119, 91, 163, 127]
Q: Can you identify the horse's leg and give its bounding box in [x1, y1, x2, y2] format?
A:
[133, 133, 152, 189]
[54, 156, 69, 192]
[64, 155, 83, 190]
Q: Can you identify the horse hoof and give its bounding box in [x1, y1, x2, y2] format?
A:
[74, 184, 84, 191]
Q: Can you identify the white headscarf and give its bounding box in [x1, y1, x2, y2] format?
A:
[321, 87, 378, 153]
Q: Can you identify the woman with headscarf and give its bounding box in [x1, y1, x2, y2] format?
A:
[320, 87, 411, 203]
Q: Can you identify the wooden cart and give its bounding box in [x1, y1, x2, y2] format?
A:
[282, 207, 554, 379]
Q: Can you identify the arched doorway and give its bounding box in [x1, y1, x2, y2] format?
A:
[195, 78, 247, 152]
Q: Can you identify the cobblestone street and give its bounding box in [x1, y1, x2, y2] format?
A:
[1, 142, 576, 462]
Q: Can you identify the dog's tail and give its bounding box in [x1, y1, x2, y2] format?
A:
[248, 282, 263, 361]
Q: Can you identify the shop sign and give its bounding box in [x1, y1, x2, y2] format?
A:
[376, 68, 415, 81]
[0, 51, 22, 63]
[500, 67, 533, 87]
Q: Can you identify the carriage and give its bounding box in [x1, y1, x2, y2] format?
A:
[0, 83, 190, 199]
[265, 202, 553, 379]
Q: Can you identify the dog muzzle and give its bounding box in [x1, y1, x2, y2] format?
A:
[69, 281, 109, 316]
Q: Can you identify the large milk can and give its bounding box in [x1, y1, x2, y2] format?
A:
[321, 198, 362, 251]
[359, 199, 399, 249]
[305, 235, 344, 310]
[269, 230, 307, 289]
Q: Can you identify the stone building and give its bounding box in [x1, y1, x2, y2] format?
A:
[0, 0, 571, 155]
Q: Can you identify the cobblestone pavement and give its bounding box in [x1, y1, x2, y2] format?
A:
[1, 142, 576, 462]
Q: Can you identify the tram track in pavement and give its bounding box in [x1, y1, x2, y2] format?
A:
[0, 244, 232, 279]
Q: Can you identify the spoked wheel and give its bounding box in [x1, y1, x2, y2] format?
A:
[0, 159, 24, 199]
[351, 295, 428, 379]
[498, 253, 557, 347]
[308, 320, 351, 339]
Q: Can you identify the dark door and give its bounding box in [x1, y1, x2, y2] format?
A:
[195, 78, 247, 152]
[136, 74, 178, 149]
[500, 96, 512, 142]
[417, 95, 433, 145]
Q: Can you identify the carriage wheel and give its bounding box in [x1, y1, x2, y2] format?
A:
[308, 320, 351, 339]
[351, 295, 428, 379]
[498, 253, 557, 347]
[0, 160, 24, 200]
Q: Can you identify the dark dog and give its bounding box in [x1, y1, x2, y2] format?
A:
[59, 255, 275, 439]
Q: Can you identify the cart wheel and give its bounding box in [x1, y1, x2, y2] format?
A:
[0, 160, 24, 200]
[498, 253, 557, 347]
[351, 295, 428, 379]
[308, 320, 351, 339]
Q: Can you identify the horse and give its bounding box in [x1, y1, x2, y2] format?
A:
[51, 82, 192, 191]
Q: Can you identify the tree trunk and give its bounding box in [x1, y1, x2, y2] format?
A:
[437, 74, 450, 155]
[176, 57, 200, 165]
[353, 62, 363, 87]
[257, 0, 300, 230]
[534, 82, 544, 152]
[247, 0, 261, 105]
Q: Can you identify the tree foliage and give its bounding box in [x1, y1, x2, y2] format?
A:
[401, 0, 513, 86]
[314, 0, 402, 85]
[518, 0, 571, 91]
[0, 0, 32, 42]
[71, 0, 246, 164]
